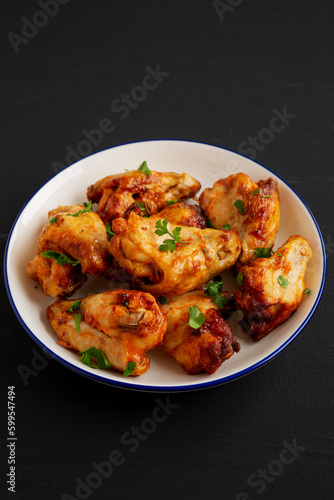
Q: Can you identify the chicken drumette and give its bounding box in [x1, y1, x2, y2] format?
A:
[27, 204, 109, 298]
[87, 169, 201, 223]
[46, 289, 167, 376]
[160, 290, 240, 374]
[199, 173, 280, 269]
[235, 235, 312, 341]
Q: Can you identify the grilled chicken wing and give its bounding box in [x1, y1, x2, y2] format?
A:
[108, 212, 241, 297]
[87, 169, 201, 223]
[46, 290, 167, 376]
[27, 205, 109, 298]
[160, 290, 240, 374]
[199, 173, 280, 269]
[235, 235, 312, 341]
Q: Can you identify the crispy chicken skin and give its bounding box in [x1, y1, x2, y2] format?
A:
[108, 212, 241, 297]
[235, 235, 312, 341]
[27, 205, 109, 298]
[87, 170, 201, 223]
[156, 202, 207, 229]
[199, 173, 280, 269]
[160, 290, 240, 374]
[46, 290, 167, 376]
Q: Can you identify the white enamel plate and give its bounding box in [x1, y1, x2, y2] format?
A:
[5, 140, 326, 391]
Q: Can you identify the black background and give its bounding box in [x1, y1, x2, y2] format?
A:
[1, 1, 333, 499]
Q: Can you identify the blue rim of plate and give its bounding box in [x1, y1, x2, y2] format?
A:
[4, 139, 327, 392]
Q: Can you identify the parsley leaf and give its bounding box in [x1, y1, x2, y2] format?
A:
[253, 247, 273, 258]
[236, 272, 244, 286]
[278, 275, 289, 288]
[208, 217, 216, 229]
[137, 201, 151, 217]
[277, 252, 283, 257]
[166, 199, 180, 206]
[74, 313, 82, 333]
[304, 288, 311, 295]
[262, 195, 271, 198]
[67, 201, 92, 217]
[137, 161, 151, 177]
[253, 189, 260, 195]
[49, 216, 58, 224]
[234, 199, 245, 215]
[223, 224, 231, 230]
[158, 296, 168, 305]
[204, 281, 224, 297]
[159, 239, 176, 253]
[203, 281, 229, 309]
[105, 222, 114, 236]
[80, 347, 112, 369]
[67, 299, 81, 312]
[123, 361, 136, 377]
[155, 219, 190, 253]
[213, 295, 229, 309]
[40, 250, 80, 266]
[188, 305, 206, 329]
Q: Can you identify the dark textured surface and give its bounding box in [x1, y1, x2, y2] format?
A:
[1, 1, 333, 499]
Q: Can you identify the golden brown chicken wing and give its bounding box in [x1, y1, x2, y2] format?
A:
[27, 204, 109, 298]
[160, 290, 240, 374]
[235, 235, 312, 341]
[108, 212, 241, 297]
[199, 173, 280, 269]
[87, 169, 201, 223]
[46, 290, 167, 376]
[156, 201, 207, 229]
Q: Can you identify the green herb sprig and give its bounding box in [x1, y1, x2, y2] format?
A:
[234, 199, 245, 215]
[253, 247, 273, 259]
[80, 347, 112, 369]
[40, 250, 80, 266]
[137, 161, 151, 177]
[67, 201, 92, 217]
[155, 219, 190, 253]
[188, 305, 206, 329]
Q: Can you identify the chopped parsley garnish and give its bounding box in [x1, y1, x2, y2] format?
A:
[188, 305, 206, 329]
[277, 252, 283, 257]
[67, 201, 92, 217]
[138, 201, 151, 217]
[253, 247, 273, 258]
[204, 281, 224, 297]
[67, 300, 82, 332]
[158, 296, 168, 305]
[74, 313, 82, 333]
[213, 294, 229, 309]
[236, 272, 244, 286]
[262, 195, 271, 198]
[137, 161, 151, 177]
[208, 217, 216, 229]
[203, 248, 210, 257]
[203, 280, 229, 309]
[49, 216, 58, 224]
[80, 347, 112, 370]
[105, 222, 114, 236]
[166, 200, 180, 206]
[67, 299, 81, 312]
[253, 189, 260, 195]
[234, 199, 245, 215]
[222, 224, 231, 230]
[40, 250, 80, 266]
[155, 219, 190, 253]
[278, 275, 289, 288]
[123, 361, 136, 377]
[304, 288, 311, 295]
